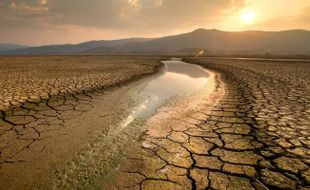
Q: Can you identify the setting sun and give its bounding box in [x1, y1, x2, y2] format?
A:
[241, 10, 255, 24]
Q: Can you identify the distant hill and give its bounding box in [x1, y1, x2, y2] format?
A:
[0, 43, 28, 52]
[89, 29, 310, 54]
[2, 38, 150, 55]
[2, 29, 310, 55]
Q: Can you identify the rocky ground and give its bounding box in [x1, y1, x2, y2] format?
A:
[106, 57, 310, 190]
[0, 55, 163, 189]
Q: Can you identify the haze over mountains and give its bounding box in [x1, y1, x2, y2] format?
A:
[1, 29, 310, 55]
[0, 44, 28, 52]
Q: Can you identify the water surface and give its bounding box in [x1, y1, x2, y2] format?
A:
[122, 60, 210, 127]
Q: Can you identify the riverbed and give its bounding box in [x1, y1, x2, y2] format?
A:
[54, 59, 216, 189]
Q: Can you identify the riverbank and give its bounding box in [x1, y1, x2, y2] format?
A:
[0, 56, 164, 189]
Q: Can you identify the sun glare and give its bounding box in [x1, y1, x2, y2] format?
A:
[241, 10, 255, 24]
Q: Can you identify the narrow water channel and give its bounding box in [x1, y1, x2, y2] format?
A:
[122, 59, 211, 127]
[55, 59, 213, 189]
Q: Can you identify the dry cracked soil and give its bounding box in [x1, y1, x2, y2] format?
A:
[0, 55, 163, 189]
[105, 57, 310, 190]
[0, 55, 309, 190]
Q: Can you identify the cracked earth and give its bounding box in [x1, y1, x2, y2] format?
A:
[0, 56, 163, 189]
[0, 56, 162, 111]
[0, 56, 309, 190]
[104, 58, 310, 190]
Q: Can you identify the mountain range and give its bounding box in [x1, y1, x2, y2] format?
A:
[0, 43, 28, 52]
[1, 29, 310, 55]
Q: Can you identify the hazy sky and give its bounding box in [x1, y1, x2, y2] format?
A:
[0, 0, 309, 45]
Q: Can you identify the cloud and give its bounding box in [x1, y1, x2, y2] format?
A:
[0, 0, 247, 31]
[45, 0, 137, 29]
[2, 0, 308, 45]
[51, 0, 247, 30]
[0, 0, 249, 45]
[130, 0, 248, 30]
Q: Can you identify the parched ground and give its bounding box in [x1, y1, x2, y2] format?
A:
[0, 55, 163, 189]
[106, 57, 310, 190]
[1, 56, 309, 190]
[0, 56, 162, 111]
[186, 58, 310, 190]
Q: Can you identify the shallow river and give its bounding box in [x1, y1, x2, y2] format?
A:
[122, 59, 211, 127]
[55, 59, 213, 189]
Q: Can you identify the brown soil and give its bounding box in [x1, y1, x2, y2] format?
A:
[0, 55, 164, 189]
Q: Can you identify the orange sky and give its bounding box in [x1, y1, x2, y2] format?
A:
[0, 0, 309, 46]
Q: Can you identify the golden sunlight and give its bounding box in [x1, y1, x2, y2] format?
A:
[241, 10, 255, 24]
